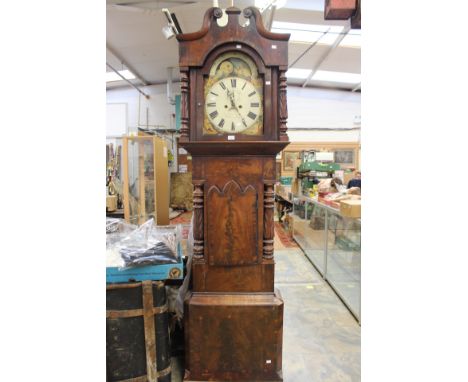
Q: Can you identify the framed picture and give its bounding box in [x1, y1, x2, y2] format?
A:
[276, 162, 282, 182]
[283, 151, 299, 171]
[334, 150, 354, 165]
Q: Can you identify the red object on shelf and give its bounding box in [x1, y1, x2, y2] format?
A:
[329, 201, 341, 209]
[317, 197, 340, 210]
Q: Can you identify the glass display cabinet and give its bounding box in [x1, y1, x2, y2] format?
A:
[293, 196, 361, 321]
[122, 136, 169, 226]
[106, 138, 123, 212]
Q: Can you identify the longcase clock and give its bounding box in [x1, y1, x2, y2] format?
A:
[176, 6, 290, 381]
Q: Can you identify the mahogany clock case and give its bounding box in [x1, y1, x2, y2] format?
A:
[184, 291, 284, 382]
[177, 7, 290, 381]
[190, 156, 277, 294]
[177, 6, 290, 143]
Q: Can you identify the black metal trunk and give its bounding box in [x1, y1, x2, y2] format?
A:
[106, 281, 171, 382]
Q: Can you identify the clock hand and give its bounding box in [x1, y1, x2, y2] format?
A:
[226, 89, 246, 126]
[224, 90, 247, 127]
[227, 90, 237, 110]
[231, 105, 247, 126]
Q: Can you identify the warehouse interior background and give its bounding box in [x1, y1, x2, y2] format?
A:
[106, 0, 361, 145]
[2, 0, 468, 381]
[105, 3, 363, 380]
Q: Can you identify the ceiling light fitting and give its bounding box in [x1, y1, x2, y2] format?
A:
[161, 8, 182, 40]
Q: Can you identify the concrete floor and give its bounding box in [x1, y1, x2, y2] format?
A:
[276, 248, 360, 382]
[170, 246, 361, 381]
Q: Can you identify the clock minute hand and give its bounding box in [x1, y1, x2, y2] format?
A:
[227, 90, 237, 110]
[226, 90, 247, 127]
[231, 104, 247, 126]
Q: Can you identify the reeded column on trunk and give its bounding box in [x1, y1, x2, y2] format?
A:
[192, 180, 204, 261]
[180, 70, 189, 140]
[263, 181, 275, 260]
[279, 70, 288, 140]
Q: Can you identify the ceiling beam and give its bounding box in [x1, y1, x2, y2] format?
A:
[301, 23, 351, 87]
[106, 43, 149, 86]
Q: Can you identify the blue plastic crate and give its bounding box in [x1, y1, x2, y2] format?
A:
[280, 176, 293, 185]
[106, 243, 183, 283]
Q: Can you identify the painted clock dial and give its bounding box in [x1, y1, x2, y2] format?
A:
[205, 77, 261, 133]
[203, 51, 263, 135]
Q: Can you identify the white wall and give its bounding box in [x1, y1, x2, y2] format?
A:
[106, 83, 179, 134]
[288, 129, 360, 142]
[286, 86, 361, 142]
[106, 83, 361, 143]
[106, 83, 180, 172]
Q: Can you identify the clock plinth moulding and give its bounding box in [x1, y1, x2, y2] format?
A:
[176, 7, 290, 381]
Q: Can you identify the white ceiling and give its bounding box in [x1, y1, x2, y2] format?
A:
[106, 0, 360, 91]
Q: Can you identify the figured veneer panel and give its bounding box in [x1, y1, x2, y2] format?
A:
[207, 180, 258, 266]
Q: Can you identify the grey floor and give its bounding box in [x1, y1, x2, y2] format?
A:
[171, 247, 361, 381]
[276, 248, 360, 382]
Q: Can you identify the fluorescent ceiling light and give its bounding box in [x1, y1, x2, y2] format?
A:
[106, 70, 136, 83]
[272, 21, 344, 45]
[282, 0, 323, 11]
[255, 0, 288, 10]
[286, 68, 312, 79]
[312, 70, 360, 84]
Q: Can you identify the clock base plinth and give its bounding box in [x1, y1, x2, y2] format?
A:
[184, 291, 283, 382]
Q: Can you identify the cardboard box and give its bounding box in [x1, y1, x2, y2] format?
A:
[343, 171, 355, 186]
[291, 178, 299, 195]
[284, 213, 294, 237]
[340, 200, 361, 218]
[106, 195, 117, 212]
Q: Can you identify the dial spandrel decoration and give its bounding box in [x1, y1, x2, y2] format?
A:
[204, 51, 263, 135]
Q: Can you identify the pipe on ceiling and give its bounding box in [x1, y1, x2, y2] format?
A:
[352, 83, 361, 92]
[167, 67, 176, 105]
[106, 62, 150, 99]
